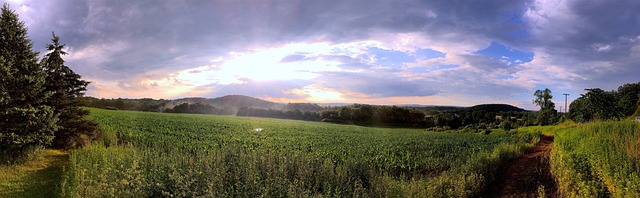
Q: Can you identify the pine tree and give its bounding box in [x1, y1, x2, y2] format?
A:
[42, 32, 97, 148]
[0, 4, 57, 163]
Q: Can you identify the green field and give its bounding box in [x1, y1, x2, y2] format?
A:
[59, 108, 537, 197]
[4, 108, 639, 197]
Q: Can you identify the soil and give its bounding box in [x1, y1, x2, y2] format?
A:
[491, 135, 558, 197]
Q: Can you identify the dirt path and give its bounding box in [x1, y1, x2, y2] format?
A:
[0, 149, 68, 198]
[492, 135, 558, 197]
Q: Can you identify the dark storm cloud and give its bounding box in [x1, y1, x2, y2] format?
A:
[525, 0, 640, 91]
[16, 0, 531, 78]
[529, 0, 640, 59]
[9, 0, 639, 106]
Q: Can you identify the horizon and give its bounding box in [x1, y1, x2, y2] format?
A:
[85, 94, 531, 111]
[9, 0, 640, 110]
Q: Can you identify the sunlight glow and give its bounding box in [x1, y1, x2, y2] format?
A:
[150, 41, 388, 88]
[284, 85, 345, 102]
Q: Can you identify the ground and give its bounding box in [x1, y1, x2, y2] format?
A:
[0, 149, 68, 198]
[492, 135, 558, 197]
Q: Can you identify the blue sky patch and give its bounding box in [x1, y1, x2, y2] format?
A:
[497, 75, 516, 80]
[410, 64, 458, 73]
[368, 47, 445, 69]
[414, 48, 446, 59]
[475, 42, 533, 64]
[368, 47, 414, 69]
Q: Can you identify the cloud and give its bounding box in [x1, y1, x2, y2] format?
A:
[524, 0, 640, 91]
[4, 0, 639, 110]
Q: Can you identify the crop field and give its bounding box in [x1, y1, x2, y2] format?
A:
[61, 108, 536, 197]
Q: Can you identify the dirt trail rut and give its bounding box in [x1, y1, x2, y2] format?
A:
[492, 135, 558, 197]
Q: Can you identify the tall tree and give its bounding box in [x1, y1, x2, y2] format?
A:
[533, 88, 554, 110]
[0, 4, 57, 163]
[582, 88, 621, 120]
[568, 97, 590, 122]
[569, 88, 622, 122]
[42, 32, 97, 148]
[533, 88, 557, 125]
[616, 81, 640, 117]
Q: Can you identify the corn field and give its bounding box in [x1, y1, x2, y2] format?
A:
[61, 108, 536, 197]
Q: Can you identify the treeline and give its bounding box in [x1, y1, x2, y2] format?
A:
[237, 107, 321, 121]
[81, 97, 168, 112]
[569, 81, 640, 122]
[81, 95, 326, 115]
[236, 103, 535, 130]
[320, 104, 427, 127]
[426, 110, 535, 132]
[237, 104, 429, 127]
[164, 103, 234, 115]
[0, 6, 96, 163]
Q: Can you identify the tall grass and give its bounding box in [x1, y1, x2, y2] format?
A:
[550, 121, 640, 197]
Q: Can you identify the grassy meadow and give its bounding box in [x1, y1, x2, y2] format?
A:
[3, 108, 639, 197]
[0, 149, 67, 198]
[520, 121, 640, 197]
[59, 108, 537, 197]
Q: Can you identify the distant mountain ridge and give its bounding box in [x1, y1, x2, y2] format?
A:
[466, 104, 528, 112]
[173, 95, 283, 110]
[82, 94, 526, 113]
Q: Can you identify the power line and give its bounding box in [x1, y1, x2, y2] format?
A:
[563, 93, 569, 114]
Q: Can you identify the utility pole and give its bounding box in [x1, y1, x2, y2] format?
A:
[563, 93, 569, 114]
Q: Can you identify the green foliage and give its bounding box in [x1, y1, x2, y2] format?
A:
[81, 95, 324, 114]
[533, 88, 557, 125]
[61, 108, 535, 197]
[570, 82, 640, 122]
[616, 81, 640, 117]
[0, 4, 57, 163]
[164, 102, 233, 115]
[236, 106, 320, 121]
[533, 88, 555, 110]
[499, 117, 513, 131]
[320, 104, 427, 127]
[569, 97, 590, 122]
[41, 32, 98, 148]
[570, 88, 623, 122]
[521, 121, 640, 197]
[584, 88, 622, 120]
[537, 108, 558, 126]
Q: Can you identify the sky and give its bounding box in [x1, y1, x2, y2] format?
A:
[6, 0, 640, 110]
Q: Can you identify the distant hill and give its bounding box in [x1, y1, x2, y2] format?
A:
[83, 95, 327, 113]
[173, 95, 284, 111]
[466, 104, 528, 112]
[408, 104, 526, 114]
[408, 106, 464, 113]
[82, 95, 527, 115]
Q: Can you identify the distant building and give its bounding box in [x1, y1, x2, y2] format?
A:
[495, 115, 517, 120]
[635, 116, 640, 122]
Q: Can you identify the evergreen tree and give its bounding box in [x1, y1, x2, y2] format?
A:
[0, 4, 57, 163]
[42, 32, 97, 148]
